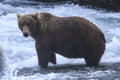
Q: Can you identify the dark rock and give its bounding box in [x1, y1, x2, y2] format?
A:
[30, 0, 69, 2]
[30, 0, 120, 12]
[73, 0, 120, 12]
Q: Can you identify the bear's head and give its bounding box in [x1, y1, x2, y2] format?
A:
[17, 13, 39, 37]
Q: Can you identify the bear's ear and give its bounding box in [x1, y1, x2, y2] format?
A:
[32, 13, 39, 20]
[17, 14, 21, 19]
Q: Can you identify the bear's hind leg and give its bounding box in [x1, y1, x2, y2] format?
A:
[84, 54, 101, 67]
[85, 59, 99, 67]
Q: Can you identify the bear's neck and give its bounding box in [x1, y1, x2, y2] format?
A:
[31, 30, 41, 40]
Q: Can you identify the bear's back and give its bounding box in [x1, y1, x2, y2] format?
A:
[54, 16, 105, 42]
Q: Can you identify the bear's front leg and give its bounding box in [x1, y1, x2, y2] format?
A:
[37, 52, 49, 68]
[49, 53, 56, 64]
[35, 42, 50, 68]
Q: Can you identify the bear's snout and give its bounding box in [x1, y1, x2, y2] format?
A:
[22, 26, 30, 37]
[23, 32, 29, 37]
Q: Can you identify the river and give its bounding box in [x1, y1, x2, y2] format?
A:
[0, 0, 120, 80]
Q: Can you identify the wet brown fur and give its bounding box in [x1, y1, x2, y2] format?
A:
[17, 12, 106, 68]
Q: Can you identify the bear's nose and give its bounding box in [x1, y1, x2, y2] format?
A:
[23, 32, 29, 37]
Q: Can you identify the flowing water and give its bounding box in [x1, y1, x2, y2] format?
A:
[0, 0, 120, 80]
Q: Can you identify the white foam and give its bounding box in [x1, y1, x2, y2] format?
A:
[87, 70, 116, 78]
[108, 27, 120, 36]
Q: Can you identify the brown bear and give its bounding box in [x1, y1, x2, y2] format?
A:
[17, 12, 106, 68]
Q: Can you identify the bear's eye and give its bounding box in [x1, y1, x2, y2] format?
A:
[26, 22, 31, 26]
[19, 23, 23, 27]
[18, 20, 24, 27]
[18, 23, 22, 30]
